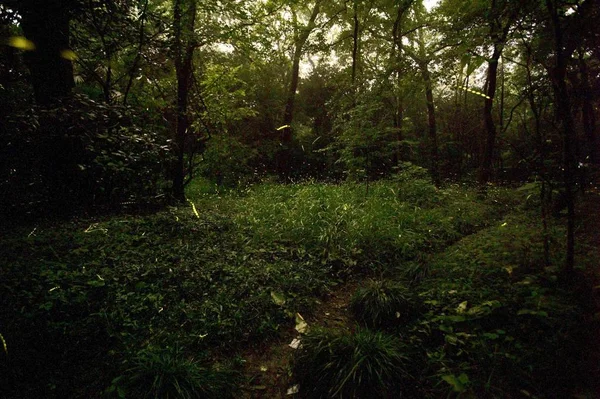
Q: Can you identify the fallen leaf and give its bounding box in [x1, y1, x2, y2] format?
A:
[287, 385, 300, 395]
[295, 313, 308, 334]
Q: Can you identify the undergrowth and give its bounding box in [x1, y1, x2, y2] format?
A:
[350, 279, 418, 329]
[292, 328, 413, 398]
[0, 175, 558, 398]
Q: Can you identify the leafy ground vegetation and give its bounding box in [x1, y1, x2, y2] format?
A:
[1, 170, 598, 398]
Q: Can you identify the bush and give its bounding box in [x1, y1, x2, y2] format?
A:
[0, 94, 171, 218]
[110, 345, 239, 399]
[350, 280, 417, 329]
[292, 328, 412, 398]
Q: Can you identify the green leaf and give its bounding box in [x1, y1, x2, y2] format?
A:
[271, 291, 286, 306]
[442, 374, 467, 392]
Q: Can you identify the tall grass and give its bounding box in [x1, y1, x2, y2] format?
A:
[214, 178, 518, 271]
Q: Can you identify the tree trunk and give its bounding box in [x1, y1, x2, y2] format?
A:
[278, 1, 321, 179]
[579, 52, 597, 165]
[478, 46, 501, 186]
[351, 0, 359, 86]
[172, 0, 196, 202]
[123, 0, 149, 105]
[421, 62, 439, 186]
[391, 2, 409, 166]
[20, 1, 74, 105]
[546, 0, 576, 274]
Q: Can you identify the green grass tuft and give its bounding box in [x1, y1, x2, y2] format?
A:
[292, 328, 413, 398]
[112, 345, 239, 399]
[350, 280, 417, 328]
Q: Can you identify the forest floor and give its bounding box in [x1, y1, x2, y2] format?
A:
[240, 279, 360, 398]
[573, 184, 600, 397]
[240, 183, 600, 398]
[2, 177, 599, 398]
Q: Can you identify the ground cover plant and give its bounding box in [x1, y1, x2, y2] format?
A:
[292, 328, 412, 398]
[1, 175, 597, 398]
[3, 0, 599, 396]
[289, 200, 598, 398]
[350, 279, 418, 329]
[0, 175, 518, 397]
[407, 211, 597, 398]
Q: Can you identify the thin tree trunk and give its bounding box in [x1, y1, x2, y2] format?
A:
[123, 0, 149, 105]
[279, 1, 321, 179]
[525, 48, 551, 267]
[391, 2, 409, 166]
[104, 50, 112, 104]
[579, 52, 597, 165]
[172, 0, 196, 202]
[546, 0, 576, 274]
[351, 0, 359, 87]
[479, 46, 501, 186]
[478, 0, 516, 187]
[421, 62, 439, 186]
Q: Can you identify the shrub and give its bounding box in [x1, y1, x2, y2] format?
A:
[292, 328, 412, 398]
[111, 345, 239, 399]
[0, 94, 171, 218]
[350, 280, 417, 329]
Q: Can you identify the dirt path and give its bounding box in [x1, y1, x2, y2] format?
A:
[240, 279, 361, 398]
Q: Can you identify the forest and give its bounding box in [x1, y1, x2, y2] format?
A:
[1, 0, 599, 397]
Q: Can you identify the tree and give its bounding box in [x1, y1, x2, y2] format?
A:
[404, 0, 441, 186]
[278, 0, 324, 179]
[542, 0, 593, 274]
[478, 0, 526, 185]
[171, 0, 198, 202]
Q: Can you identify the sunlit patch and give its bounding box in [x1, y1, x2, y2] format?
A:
[7, 36, 35, 51]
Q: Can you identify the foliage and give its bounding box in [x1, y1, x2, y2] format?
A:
[0, 94, 171, 218]
[197, 134, 260, 188]
[408, 211, 590, 397]
[108, 345, 239, 399]
[350, 280, 417, 329]
[0, 179, 517, 397]
[292, 328, 412, 398]
[230, 176, 519, 271]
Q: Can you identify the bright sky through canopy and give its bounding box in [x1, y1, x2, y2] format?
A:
[424, 0, 439, 11]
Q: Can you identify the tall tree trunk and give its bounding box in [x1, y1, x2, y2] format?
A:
[20, 1, 74, 105]
[478, 46, 501, 186]
[278, 1, 321, 179]
[104, 49, 113, 104]
[391, 2, 410, 166]
[478, 0, 517, 186]
[172, 0, 196, 202]
[579, 52, 598, 165]
[546, 0, 576, 274]
[525, 48, 551, 267]
[123, 0, 149, 105]
[351, 0, 359, 87]
[420, 62, 439, 186]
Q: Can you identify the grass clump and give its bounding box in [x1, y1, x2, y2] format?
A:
[350, 280, 417, 328]
[292, 328, 412, 398]
[110, 345, 239, 399]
